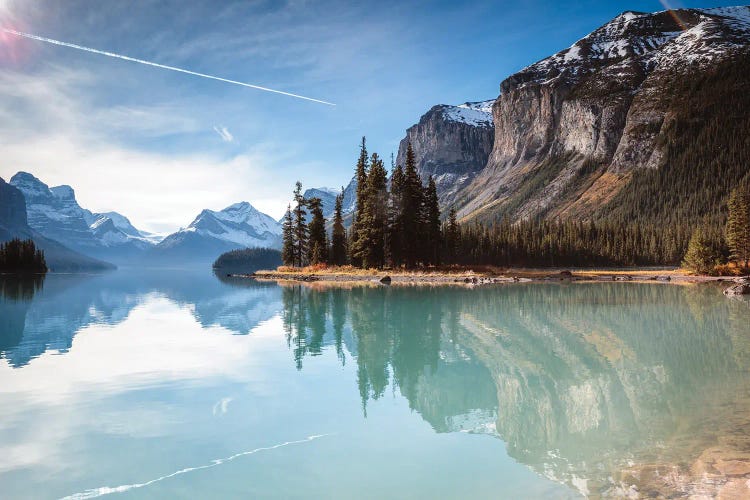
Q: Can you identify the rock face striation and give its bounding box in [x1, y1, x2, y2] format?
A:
[396, 101, 495, 208]
[0, 177, 28, 239]
[397, 6, 750, 222]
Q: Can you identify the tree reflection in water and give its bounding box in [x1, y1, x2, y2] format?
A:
[279, 282, 750, 497]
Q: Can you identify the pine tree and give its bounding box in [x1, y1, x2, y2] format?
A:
[424, 176, 441, 265]
[726, 185, 750, 269]
[401, 142, 424, 267]
[307, 197, 327, 265]
[387, 164, 405, 268]
[444, 207, 459, 264]
[292, 181, 308, 268]
[350, 137, 369, 267]
[352, 152, 388, 268]
[331, 192, 347, 266]
[683, 226, 722, 274]
[281, 205, 295, 266]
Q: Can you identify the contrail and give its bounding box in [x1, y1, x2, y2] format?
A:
[2, 28, 335, 106]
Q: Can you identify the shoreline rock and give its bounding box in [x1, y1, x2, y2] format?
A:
[724, 284, 750, 296]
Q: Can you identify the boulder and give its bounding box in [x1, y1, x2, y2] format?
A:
[379, 275, 392, 285]
[724, 284, 750, 296]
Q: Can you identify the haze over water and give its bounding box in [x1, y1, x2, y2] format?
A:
[1, 271, 749, 498]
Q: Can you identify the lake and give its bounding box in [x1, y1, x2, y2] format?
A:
[1, 271, 749, 499]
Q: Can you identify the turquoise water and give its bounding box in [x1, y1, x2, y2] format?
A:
[1, 271, 749, 499]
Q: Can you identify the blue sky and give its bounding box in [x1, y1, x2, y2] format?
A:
[0, 0, 741, 232]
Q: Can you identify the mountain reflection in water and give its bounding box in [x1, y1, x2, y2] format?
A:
[279, 282, 750, 497]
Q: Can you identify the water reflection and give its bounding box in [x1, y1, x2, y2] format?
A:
[1, 272, 748, 498]
[0, 273, 45, 354]
[0, 270, 281, 367]
[280, 283, 750, 497]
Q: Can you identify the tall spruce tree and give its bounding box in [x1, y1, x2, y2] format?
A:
[424, 176, 441, 265]
[401, 142, 424, 267]
[350, 137, 369, 267]
[331, 191, 347, 266]
[354, 152, 388, 268]
[444, 207, 459, 264]
[292, 181, 308, 268]
[307, 197, 327, 265]
[726, 185, 750, 268]
[387, 164, 405, 268]
[281, 205, 295, 266]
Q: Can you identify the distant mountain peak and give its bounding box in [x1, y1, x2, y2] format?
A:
[153, 201, 282, 263]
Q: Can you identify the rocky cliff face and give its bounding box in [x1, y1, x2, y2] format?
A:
[396, 101, 495, 208]
[403, 7, 750, 222]
[0, 177, 28, 238]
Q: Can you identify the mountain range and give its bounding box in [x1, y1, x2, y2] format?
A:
[398, 6, 750, 224]
[2, 5, 749, 270]
[1, 172, 285, 269]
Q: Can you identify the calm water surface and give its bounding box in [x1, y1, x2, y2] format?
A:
[1, 271, 749, 499]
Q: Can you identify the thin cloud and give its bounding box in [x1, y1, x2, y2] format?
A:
[212, 125, 234, 143]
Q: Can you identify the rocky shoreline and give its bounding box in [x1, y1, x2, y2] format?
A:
[232, 269, 750, 291]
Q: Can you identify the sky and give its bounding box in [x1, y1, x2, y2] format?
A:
[0, 0, 741, 233]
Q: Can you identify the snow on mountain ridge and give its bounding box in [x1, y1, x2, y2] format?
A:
[9, 171, 155, 252]
[508, 6, 750, 92]
[194, 201, 281, 235]
[442, 100, 494, 127]
[171, 201, 282, 250]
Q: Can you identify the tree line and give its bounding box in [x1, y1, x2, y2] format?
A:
[282, 138, 441, 269]
[683, 184, 750, 274]
[0, 239, 47, 273]
[280, 136, 750, 273]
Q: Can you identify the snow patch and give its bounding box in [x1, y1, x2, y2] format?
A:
[442, 100, 494, 127]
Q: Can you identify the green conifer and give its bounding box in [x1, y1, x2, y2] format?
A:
[281, 205, 295, 266]
[682, 226, 721, 274]
[331, 191, 347, 266]
[307, 197, 327, 265]
[424, 176, 441, 265]
[726, 185, 750, 268]
[292, 181, 308, 268]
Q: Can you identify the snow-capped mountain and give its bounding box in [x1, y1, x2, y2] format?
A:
[152, 202, 282, 265]
[9, 172, 155, 262]
[0, 176, 114, 271]
[303, 178, 357, 222]
[395, 6, 750, 223]
[458, 5, 750, 222]
[396, 100, 495, 208]
[85, 211, 162, 245]
[505, 6, 750, 93]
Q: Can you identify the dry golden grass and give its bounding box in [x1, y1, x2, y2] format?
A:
[261, 265, 702, 279]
